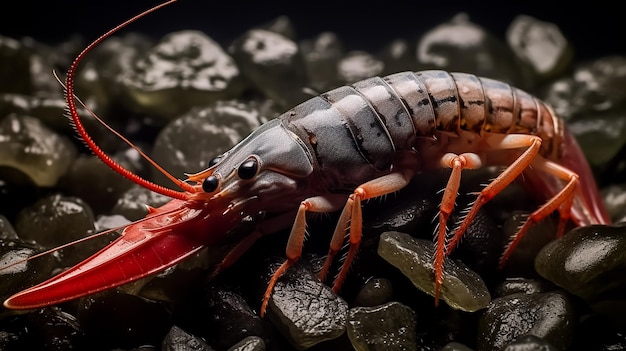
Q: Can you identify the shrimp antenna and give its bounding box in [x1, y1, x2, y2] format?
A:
[64, 0, 195, 200]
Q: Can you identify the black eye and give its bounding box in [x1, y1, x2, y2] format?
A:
[237, 159, 258, 180]
[202, 175, 219, 193]
[209, 156, 223, 167]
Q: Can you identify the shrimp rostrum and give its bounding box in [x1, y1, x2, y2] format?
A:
[3, 4, 609, 316]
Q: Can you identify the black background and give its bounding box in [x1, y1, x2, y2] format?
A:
[1, 0, 624, 60]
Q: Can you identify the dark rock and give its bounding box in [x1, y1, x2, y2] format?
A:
[477, 291, 575, 351]
[266, 263, 347, 349]
[0, 114, 77, 187]
[346, 302, 417, 351]
[162, 325, 214, 351]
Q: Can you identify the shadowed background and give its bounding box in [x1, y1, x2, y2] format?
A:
[1, 0, 624, 59]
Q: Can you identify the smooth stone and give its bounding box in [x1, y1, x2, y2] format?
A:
[120, 30, 243, 119]
[347, 302, 417, 351]
[377, 231, 490, 312]
[477, 291, 575, 351]
[535, 224, 626, 302]
[161, 325, 214, 351]
[417, 13, 524, 87]
[229, 29, 309, 108]
[506, 15, 572, 78]
[337, 51, 384, 84]
[0, 114, 77, 187]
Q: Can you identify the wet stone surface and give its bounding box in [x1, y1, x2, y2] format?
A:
[299, 32, 344, 92]
[337, 51, 384, 84]
[506, 15, 572, 79]
[162, 325, 214, 351]
[477, 291, 576, 351]
[201, 287, 265, 350]
[347, 302, 417, 351]
[229, 29, 309, 108]
[266, 263, 348, 349]
[417, 13, 524, 87]
[120, 30, 244, 120]
[151, 100, 265, 186]
[378, 231, 491, 312]
[535, 224, 626, 325]
[111, 184, 172, 221]
[0, 114, 77, 187]
[13, 194, 100, 266]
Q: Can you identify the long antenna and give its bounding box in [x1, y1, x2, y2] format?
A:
[64, 0, 195, 200]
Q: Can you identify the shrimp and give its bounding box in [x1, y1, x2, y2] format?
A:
[3, 0, 610, 316]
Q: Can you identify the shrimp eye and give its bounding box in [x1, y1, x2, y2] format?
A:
[202, 175, 219, 193]
[237, 159, 258, 180]
[209, 156, 223, 167]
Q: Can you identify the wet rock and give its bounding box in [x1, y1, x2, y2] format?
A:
[353, 277, 393, 307]
[417, 13, 523, 86]
[111, 184, 172, 221]
[19, 37, 78, 97]
[542, 56, 626, 120]
[13, 194, 102, 266]
[0, 307, 85, 350]
[203, 288, 265, 350]
[534, 225, 626, 316]
[540, 57, 626, 167]
[377, 231, 490, 312]
[564, 110, 626, 167]
[477, 291, 575, 351]
[77, 290, 172, 350]
[0, 114, 77, 187]
[226, 336, 265, 351]
[0, 94, 68, 131]
[162, 325, 214, 351]
[120, 30, 243, 120]
[493, 278, 554, 298]
[535, 225, 626, 300]
[337, 51, 384, 84]
[230, 29, 309, 108]
[74, 33, 154, 114]
[347, 302, 417, 351]
[506, 15, 572, 79]
[93, 214, 131, 232]
[151, 100, 263, 186]
[58, 152, 138, 214]
[300, 32, 344, 92]
[266, 263, 347, 349]
[502, 334, 558, 351]
[0, 215, 18, 240]
[0, 238, 58, 308]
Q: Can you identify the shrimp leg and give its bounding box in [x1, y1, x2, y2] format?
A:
[261, 156, 418, 316]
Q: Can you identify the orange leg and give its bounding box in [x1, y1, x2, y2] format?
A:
[434, 153, 482, 305]
[445, 134, 542, 254]
[260, 164, 417, 317]
[498, 156, 579, 268]
[434, 134, 541, 305]
[260, 196, 342, 317]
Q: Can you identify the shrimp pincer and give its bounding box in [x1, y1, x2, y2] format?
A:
[3, 0, 610, 316]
